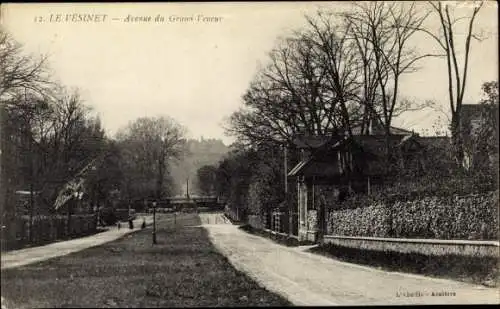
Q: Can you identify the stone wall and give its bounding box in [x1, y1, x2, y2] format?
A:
[323, 235, 499, 258]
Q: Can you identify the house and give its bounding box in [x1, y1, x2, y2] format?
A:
[286, 121, 447, 242]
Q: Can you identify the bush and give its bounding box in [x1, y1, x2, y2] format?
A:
[328, 191, 499, 240]
[99, 208, 117, 226]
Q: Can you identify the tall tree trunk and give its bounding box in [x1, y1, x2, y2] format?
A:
[450, 113, 464, 168]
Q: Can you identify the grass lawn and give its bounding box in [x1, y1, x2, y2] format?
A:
[308, 244, 498, 288]
[1, 213, 291, 308]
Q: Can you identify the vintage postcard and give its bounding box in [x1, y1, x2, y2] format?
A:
[1, 1, 498, 307]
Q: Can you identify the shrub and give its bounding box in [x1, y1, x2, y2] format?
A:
[328, 191, 499, 240]
[99, 208, 117, 226]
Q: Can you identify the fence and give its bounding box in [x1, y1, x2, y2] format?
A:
[6, 214, 98, 251]
[224, 205, 245, 222]
[263, 210, 298, 236]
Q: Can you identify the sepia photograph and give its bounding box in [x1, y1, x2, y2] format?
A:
[1, 1, 498, 307]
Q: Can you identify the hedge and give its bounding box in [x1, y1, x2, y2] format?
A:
[327, 191, 499, 240]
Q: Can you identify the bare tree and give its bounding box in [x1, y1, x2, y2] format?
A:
[116, 116, 187, 201]
[340, 2, 439, 167]
[418, 1, 484, 166]
[227, 15, 362, 146]
[303, 11, 363, 137]
[0, 28, 52, 103]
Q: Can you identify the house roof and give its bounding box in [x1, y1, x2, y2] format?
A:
[291, 135, 337, 149]
[291, 123, 414, 150]
[350, 123, 414, 136]
[287, 133, 420, 178]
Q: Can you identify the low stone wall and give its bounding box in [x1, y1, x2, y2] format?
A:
[323, 235, 499, 258]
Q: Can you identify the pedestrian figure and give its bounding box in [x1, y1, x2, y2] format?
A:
[117, 222, 121, 230]
[128, 217, 134, 229]
[141, 218, 146, 229]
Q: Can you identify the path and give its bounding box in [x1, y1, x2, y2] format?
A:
[200, 212, 499, 306]
[1, 215, 153, 270]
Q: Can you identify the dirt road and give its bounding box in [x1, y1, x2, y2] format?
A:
[200, 213, 499, 306]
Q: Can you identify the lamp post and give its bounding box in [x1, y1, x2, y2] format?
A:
[153, 136, 165, 245]
[152, 201, 157, 244]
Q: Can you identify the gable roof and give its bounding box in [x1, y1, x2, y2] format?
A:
[287, 133, 423, 178]
[291, 123, 414, 150]
[350, 123, 414, 136]
[291, 134, 336, 149]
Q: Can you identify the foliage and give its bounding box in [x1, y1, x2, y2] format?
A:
[115, 116, 187, 200]
[214, 142, 288, 223]
[196, 165, 218, 195]
[2, 78, 108, 214]
[215, 147, 258, 221]
[99, 208, 118, 226]
[0, 29, 113, 248]
[462, 81, 499, 173]
[328, 190, 498, 240]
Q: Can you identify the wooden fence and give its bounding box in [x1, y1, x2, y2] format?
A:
[5, 214, 98, 250]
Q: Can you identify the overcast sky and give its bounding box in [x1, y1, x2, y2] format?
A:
[2, 2, 498, 145]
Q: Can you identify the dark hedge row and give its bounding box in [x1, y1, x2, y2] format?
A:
[328, 191, 499, 240]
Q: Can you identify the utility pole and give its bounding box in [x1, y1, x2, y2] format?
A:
[154, 136, 165, 245]
[28, 127, 35, 243]
[24, 89, 35, 243]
